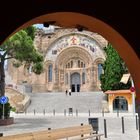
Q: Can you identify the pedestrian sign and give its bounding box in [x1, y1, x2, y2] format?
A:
[0, 96, 8, 104]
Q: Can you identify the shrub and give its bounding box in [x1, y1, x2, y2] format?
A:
[0, 103, 12, 119]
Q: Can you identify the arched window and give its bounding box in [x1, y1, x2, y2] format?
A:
[82, 72, 85, 84]
[113, 96, 128, 111]
[28, 65, 32, 74]
[81, 62, 83, 68]
[78, 60, 80, 68]
[68, 63, 70, 68]
[98, 63, 102, 80]
[48, 64, 53, 82]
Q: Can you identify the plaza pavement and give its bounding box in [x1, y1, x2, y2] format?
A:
[1, 80, 139, 140]
[0, 112, 139, 140]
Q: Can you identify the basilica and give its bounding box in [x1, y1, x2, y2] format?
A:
[7, 26, 108, 93]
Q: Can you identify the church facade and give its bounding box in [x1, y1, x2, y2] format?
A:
[7, 27, 108, 93]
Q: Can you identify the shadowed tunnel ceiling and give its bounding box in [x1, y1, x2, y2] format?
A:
[0, 0, 140, 102]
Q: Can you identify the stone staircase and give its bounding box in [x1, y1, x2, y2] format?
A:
[5, 70, 31, 112]
[27, 91, 108, 113]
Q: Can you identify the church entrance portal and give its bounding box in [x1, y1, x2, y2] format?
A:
[71, 73, 81, 92]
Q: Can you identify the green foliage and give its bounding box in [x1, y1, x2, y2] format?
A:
[11, 107, 16, 112]
[13, 61, 22, 68]
[0, 25, 44, 74]
[32, 62, 44, 74]
[0, 25, 43, 97]
[100, 43, 131, 91]
[0, 103, 12, 119]
[23, 26, 36, 40]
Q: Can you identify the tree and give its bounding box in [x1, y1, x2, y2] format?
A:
[100, 43, 131, 92]
[0, 26, 44, 97]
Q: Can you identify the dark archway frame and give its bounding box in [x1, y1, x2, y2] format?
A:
[1, 12, 140, 103]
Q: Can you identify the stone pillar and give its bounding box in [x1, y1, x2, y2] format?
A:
[91, 65, 98, 90]
[68, 72, 71, 88]
[53, 66, 59, 91]
[109, 105, 113, 112]
[80, 72, 82, 85]
[80, 71, 83, 91]
[128, 104, 133, 113]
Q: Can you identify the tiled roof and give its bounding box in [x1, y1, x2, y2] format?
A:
[105, 90, 131, 94]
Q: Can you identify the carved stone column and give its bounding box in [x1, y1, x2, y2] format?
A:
[91, 64, 98, 90]
[53, 66, 59, 91]
[68, 72, 71, 88]
[80, 71, 82, 85]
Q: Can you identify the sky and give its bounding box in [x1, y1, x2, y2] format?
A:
[34, 24, 44, 29]
[34, 24, 55, 30]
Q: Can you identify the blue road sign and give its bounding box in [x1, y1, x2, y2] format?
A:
[0, 96, 8, 104]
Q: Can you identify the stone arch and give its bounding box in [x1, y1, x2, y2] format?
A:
[44, 32, 107, 55]
[93, 58, 104, 84]
[56, 46, 93, 68]
[93, 58, 105, 65]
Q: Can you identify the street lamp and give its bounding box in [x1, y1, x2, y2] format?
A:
[130, 78, 136, 117]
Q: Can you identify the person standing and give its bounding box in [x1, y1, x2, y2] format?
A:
[65, 89, 68, 96]
[69, 88, 71, 96]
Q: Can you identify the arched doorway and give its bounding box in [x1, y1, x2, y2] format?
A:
[113, 96, 128, 112]
[71, 72, 80, 92]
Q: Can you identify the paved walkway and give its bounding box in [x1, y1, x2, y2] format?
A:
[0, 113, 139, 140]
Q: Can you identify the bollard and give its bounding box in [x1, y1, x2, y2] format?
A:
[136, 115, 138, 130]
[34, 109, 35, 115]
[53, 109, 55, 116]
[76, 109, 78, 116]
[64, 109, 66, 116]
[89, 110, 90, 116]
[117, 109, 119, 117]
[43, 109, 45, 115]
[104, 119, 107, 138]
[81, 123, 84, 137]
[0, 133, 3, 137]
[48, 128, 51, 137]
[102, 109, 104, 117]
[25, 110, 27, 115]
[69, 108, 73, 116]
[122, 117, 125, 133]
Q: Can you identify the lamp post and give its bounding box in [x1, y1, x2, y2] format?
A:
[130, 78, 136, 117]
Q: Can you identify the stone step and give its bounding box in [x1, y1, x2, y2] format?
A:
[27, 92, 107, 113]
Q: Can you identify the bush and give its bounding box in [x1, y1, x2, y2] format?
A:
[11, 107, 16, 112]
[0, 103, 12, 119]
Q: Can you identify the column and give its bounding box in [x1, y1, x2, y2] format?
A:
[68, 72, 71, 88]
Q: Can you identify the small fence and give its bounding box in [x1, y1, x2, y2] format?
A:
[16, 108, 138, 118]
